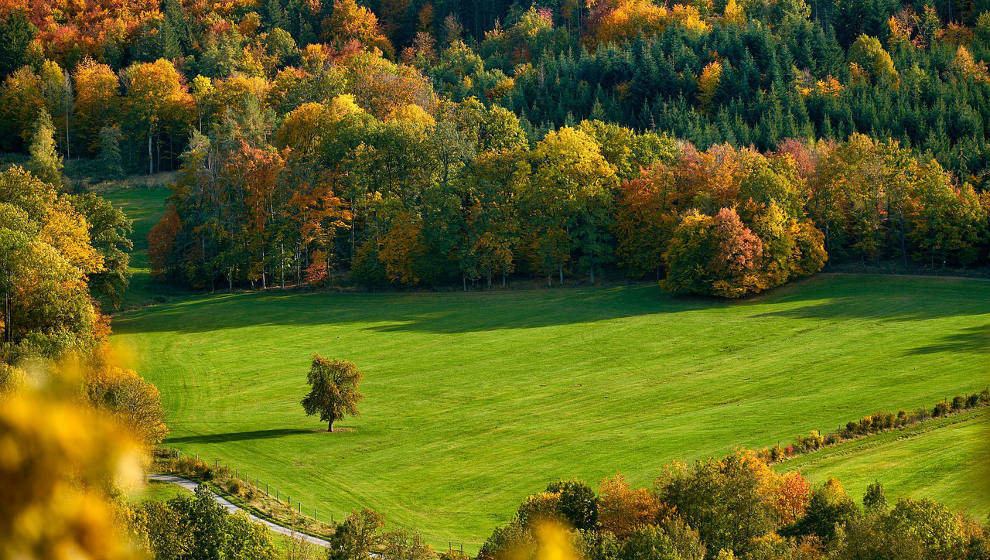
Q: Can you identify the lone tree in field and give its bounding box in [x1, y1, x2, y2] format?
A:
[301, 355, 364, 432]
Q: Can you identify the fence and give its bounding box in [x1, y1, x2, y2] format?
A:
[155, 447, 471, 553]
[157, 447, 337, 529]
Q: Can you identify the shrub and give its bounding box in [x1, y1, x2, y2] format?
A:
[545, 479, 599, 531]
[933, 401, 950, 417]
[951, 395, 965, 410]
[863, 481, 887, 511]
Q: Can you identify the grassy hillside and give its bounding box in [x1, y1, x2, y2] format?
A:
[781, 408, 989, 515]
[110, 273, 990, 547]
[97, 181, 188, 309]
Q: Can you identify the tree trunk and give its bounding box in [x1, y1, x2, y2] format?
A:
[64, 78, 70, 160]
[148, 129, 153, 175]
[327, 419, 333, 432]
[590, 265, 595, 285]
[3, 293, 11, 343]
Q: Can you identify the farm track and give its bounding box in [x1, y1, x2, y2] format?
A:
[147, 474, 330, 547]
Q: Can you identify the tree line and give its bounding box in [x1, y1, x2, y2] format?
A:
[2, 0, 988, 297]
[149, 90, 988, 296]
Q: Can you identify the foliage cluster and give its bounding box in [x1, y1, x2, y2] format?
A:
[756, 388, 990, 463]
[479, 451, 990, 560]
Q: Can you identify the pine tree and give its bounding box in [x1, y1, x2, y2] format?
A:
[98, 126, 124, 181]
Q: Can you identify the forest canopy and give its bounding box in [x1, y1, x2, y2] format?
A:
[1, 0, 989, 296]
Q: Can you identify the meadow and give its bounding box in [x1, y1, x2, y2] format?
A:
[782, 407, 989, 513]
[111, 269, 990, 547]
[99, 181, 188, 309]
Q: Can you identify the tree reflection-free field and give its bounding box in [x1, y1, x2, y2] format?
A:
[111, 275, 990, 547]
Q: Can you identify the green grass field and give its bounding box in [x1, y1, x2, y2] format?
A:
[99, 182, 190, 309]
[780, 408, 989, 514]
[110, 270, 990, 547]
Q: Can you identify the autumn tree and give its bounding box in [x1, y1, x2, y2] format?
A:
[122, 59, 194, 175]
[324, 0, 393, 56]
[0, 166, 104, 360]
[72, 58, 120, 154]
[301, 355, 364, 432]
[524, 127, 618, 284]
[663, 208, 764, 298]
[0, 66, 44, 151]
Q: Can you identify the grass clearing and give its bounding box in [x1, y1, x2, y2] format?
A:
[98, 183, 190, 309]
[111, 274, 990, 547]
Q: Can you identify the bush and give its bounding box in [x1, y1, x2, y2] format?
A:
[545, 479, 599, 531]
[933, 401, 950, 417]
[951, 395, 965, 410]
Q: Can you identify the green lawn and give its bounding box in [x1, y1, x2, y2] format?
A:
[110, 273, 990, 548]
[131, 479, 190, 504]
[781, 408, 990, 515]
[98, 183, 190, 309]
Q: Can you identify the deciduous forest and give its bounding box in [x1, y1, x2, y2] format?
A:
[1, 0, 989, 558]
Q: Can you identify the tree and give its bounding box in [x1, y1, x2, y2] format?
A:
[0, 66, 43, 151]
[598, 473, 664, 539]
[0, 10, 35, 76]
[135, 484, 277, 560]
[83, 344, 167, 445]
[328, 508, 385, 560]
[122, 59, 194, 175]
[73, 59, 120, 155]
[325, 0, 394, 55]
[0, 166, 104, 360]
[301, 355, 364, 432]
[98, 126, 125, 181]
[27, 109, 63, 187]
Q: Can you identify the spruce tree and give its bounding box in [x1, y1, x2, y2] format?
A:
[98, 126, 124, 181]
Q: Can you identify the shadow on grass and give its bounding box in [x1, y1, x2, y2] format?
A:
[165, 429, 312, 444]
[907, 325, 990, 355]
[111, 275, 990, 336]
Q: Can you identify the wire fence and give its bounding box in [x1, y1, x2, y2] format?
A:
[155, 446, 472, 553]
[157, 447, 338, 528]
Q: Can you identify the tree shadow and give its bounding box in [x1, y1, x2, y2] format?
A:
[754, 275, 990, 323]
[111, 275, 990, 336]
[165, 429, 312, 444]
[113, 284, 721, 335]
[906, 324, 990, 355]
